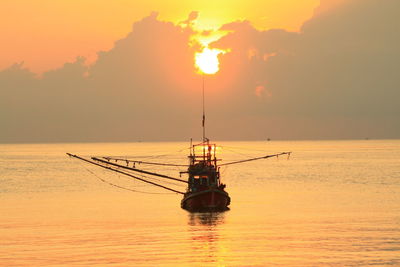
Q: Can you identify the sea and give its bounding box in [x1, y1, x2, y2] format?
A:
[1, 140, 399, 266]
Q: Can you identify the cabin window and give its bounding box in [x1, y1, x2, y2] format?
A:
[194, 175, 209, 179]
[200, 175, 208, 185]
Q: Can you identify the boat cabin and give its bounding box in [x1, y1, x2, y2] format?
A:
[186, 141, 224, 192]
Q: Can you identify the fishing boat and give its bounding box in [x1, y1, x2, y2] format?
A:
[180, 139, 230, 211]
[179, 139, 290, 211]
[67, 144, 290, 212]
[67, 77, 290, 212]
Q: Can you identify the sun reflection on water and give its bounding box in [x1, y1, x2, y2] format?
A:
[187, 212, 228, 266]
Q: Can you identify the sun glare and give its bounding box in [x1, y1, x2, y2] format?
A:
[195, 145, 221, 153]
[195, 48, 224, 75]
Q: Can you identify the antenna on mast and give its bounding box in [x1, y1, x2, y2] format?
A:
[202, 74, 206, 142]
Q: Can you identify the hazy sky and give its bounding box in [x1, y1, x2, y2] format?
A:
[1, 0, 399, 143]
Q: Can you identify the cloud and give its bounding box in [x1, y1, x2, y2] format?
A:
[1, 0, 399, 143]
[1, 14, 201, 143]
[213, 0, 400, 139]
[179, 11, 199, 27]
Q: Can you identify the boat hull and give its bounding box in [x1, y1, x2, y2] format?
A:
[181, 188, 230, 212]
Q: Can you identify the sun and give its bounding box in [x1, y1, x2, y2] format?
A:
[195, 48, 224, 75]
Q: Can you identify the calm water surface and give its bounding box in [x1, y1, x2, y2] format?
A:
[1, 140, 399, 266]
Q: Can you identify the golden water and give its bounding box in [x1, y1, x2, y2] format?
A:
[1, 140, 399, 266]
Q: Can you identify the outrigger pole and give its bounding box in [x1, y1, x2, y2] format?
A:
[67, 153, 185, 194]
[91, 157, 187, 183]
[102, 157, 187, 167]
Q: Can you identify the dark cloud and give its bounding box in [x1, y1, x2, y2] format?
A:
[214, 0, 400, 139]
[1, 0, 399, 143]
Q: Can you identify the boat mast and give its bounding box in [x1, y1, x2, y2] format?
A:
[202, 74, 208, 161]
[202, 74, 206, 142]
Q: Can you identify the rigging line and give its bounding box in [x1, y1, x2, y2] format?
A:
[221, 145, 276, 153]
[86, 158, 185, 189]
[219, 152, 292, 166]
[118, 146, 191, 160]
[92, 157, 188, 183]
[220, 164, 229, 176]
[103, 157, 188, 167]
[140, 178, 186, 189]
[81, 162, 174, 195]
[132, 172, 187, 188]
[102, 166, 157, 188]
[222, 147, 256, 159]
[70, 155, 148, 191]
[67, 153, 185, 194]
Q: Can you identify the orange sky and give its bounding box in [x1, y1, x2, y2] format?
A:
[0, 0, 319, 73]
[1, 0, 399, 142]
